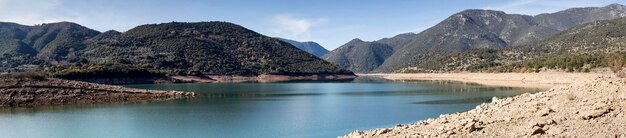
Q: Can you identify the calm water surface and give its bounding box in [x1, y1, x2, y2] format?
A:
[0, 77, 543, 138]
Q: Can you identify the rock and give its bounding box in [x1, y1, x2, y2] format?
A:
[0, 78, 196, 107]
[375, 128, 391, 135]
[546, 127, 564, 134]
[341, 76, 626, 138]
[504, 117, 512, 122]
[529, 118, 556, 128]
[394, 124, 404, 128]
[464, 122, 477, 132]
[581, 108, 612, 120]
[538, 108, 554, 116]
[343, 130, 365, 138]
[531, 128, 546, 135]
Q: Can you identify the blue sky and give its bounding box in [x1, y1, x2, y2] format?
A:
[0, 0, 623, 50]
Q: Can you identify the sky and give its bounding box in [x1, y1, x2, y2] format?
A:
[0, 0, 623, 50]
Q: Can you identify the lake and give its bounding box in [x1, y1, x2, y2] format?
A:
[0, 77, 543, 138]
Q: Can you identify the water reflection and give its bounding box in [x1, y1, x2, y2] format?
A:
[0, 76, 545, 138]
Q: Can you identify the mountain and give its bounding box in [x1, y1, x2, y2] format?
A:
[0, 21, 354, 78]
[0, 22, 100, 69]
[324, 4, 626, 73]
[277, 38, 329, 57]
[0, 22, 100, 58]
[79, 22, 352, 76]
[321, 39, 394, 73]
[322, 37, 414, 73]
[321, 33, 417, 73]
[410, 16, 626, 73]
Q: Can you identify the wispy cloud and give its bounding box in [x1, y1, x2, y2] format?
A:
[0, 0, 141, 31]
[0, 0, 82, 25]
[269, 14, 327, 41]
[485, 0, 620, 15]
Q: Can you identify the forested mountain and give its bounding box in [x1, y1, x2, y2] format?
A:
[324, 4, 626, 73]
[277, 38, 328, 57]
[406, 16, 626, 73]
[0, 22, 100, 68]
[321, 39, 395, 73]
[0, 21, 353, 77]
[321, 33, 416, 73]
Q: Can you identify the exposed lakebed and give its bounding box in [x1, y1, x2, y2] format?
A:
[0, 77, 543, 138]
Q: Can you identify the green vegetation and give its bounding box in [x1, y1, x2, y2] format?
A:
[80, 22, 352, 76]
[45, 63, 165, 79]
[479, 53, 615, 73]
[401, 16, 626, 73]
[417, 52, 625, 73]
[0, 21, 353, 79]
[0, 22, 99, 60]
[322, 39, 395, 73]
[324, 4, 626, 73]
[607, 53, 626, 73]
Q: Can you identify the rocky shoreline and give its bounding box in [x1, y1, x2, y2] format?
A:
[0, 73, 354, 106]
[0, 78, 196, 107]
[172, 74, 358, 83]
[341, 75, 626, 137]
[67, 74, 357, 85]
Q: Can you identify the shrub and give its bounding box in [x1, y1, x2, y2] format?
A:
[48, 63, 165, 79]
[606, 53, 625, 73]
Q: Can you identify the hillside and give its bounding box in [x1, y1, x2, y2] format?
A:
[0, 22, 100, 71]
[322, 39, 395, 73]
[0, 21, 354, 82]
[322, 33, 417, 73]
[277, 38, 329, 57]
[403, 16, 626, 73]
[324, 4, 626, 73]
[77, 22, 352, 76]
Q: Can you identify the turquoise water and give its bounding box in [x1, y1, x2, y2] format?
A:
[0, 77, 543, 138]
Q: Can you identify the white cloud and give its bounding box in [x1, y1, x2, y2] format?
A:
[0, 0, 85, 25]
[269, 14, 327, 41]
[485, 0, 621, 15]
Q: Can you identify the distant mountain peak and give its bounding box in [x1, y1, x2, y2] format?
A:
[607, 3, 626, 16]
[277, 38, 329, 57]
[102, 30, 121, 34]
[348, 38, 365, 43]
[460, 9, 507, 15]
[607, 3, 625, 8]
[40, 21, 84, 28]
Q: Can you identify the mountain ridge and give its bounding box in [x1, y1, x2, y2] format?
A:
[0, 21, 355, 81]
[277, 38, 329, 57]
[403, 16, 626, 73]
[323, 3, 626, 73]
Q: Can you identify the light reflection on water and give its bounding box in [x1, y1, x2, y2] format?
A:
[0, 77, 544, 138]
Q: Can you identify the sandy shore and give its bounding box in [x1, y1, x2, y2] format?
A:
[342, 73, 626, 137]
[363, 73, 608, 88]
